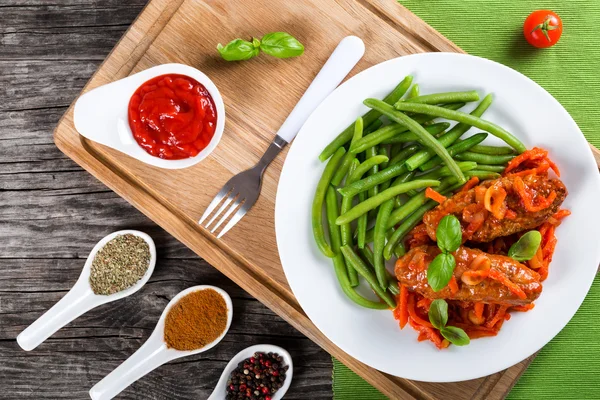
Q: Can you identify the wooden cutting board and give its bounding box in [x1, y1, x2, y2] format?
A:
[53, 0, 581, 398]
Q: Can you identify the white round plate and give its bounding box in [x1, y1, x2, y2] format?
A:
[275, 53, 600, 382]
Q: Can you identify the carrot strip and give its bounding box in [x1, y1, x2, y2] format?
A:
[512, 303, 535, 312]
[407, 293, 434, 328]
[448, 275, 459, 295]
[485, 305, 508, 328]
[417, 297, 433, 311]
[488, 269, 527, 300]
[396, 285, 409, 329]
[460, 176, 480, 192]
[505, 147, 548, 174]
[474, 303, 485, 320]
[425, 187, 447, 204]
[408, 318, 444, 349]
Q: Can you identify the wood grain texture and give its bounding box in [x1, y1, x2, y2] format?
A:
[0, 1, 332, 399]
[51, 0, 560, 399]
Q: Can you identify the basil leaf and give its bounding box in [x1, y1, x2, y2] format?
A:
[441, 326, 470, 346]
[260, 32, 304, 58]
[217, 38, 261, 61]
[508, 230, 542, 261]
[427, 253, 456, 292]
[436, 215, 462, 253]
[428, 299, 448, 330]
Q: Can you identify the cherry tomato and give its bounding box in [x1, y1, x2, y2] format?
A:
[523, 10, 562, 48]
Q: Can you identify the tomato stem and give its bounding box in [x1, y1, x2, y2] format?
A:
[531, 16, 558, 42]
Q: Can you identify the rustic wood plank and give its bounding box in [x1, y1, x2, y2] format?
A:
[0, 259, 332, 399]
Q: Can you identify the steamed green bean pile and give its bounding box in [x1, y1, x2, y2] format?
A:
[313, 75, 522, 310]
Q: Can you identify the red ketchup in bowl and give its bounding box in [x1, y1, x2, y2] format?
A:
[128, 74, 218, 160]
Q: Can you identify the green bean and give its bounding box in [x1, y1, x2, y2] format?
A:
[336, 180, 440, 225]
[383, 182, 464, 260]
[404, 90, 480, 105]
[387, 177, 456, 229]
[475, 164, 506, 173]
[351, 155, 388, 178]
[465, 170, 501, 180]
[319, 76, 413, 162]
[380, 122, 450, 145]
[340, 156, 387, 284]
[357, 191, 367, 249]
[377, 147, 392, 191]
[364, 119, 383, 135]
[331, 117, 363, 186]
[417, 161, 477, 181]
[373, 173, 414, 288]
[364, 99, 466, 184]
[390, 143, 404, 160]
[405, 94, 493, 171]
[312, 147, 345, 258]
[326, 186, 388, 309]
[419, 133, 488, 171]
[332, 254, 388, 309]
[350, 124, 406, 154]
[455, 151, 515, 164]
[341, 245, 396, 308]
[407, 84, 419, 99]
[393, 100, 526, 153]
[340, 161, 359, 285]
[384, 201, 438, 260]
[470, 144, 515, 155]
[388, 144, 421, 166]
[374, 199, 394, 288]
[366, 146, 380, 200]
[391, 172, 415, 208]
[359, 246, 400, 295]
[338, 163, 407, 197]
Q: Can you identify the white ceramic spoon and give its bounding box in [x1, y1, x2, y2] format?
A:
[89, 285, 233, 400]
[208, 344, 293, 400]
[73, 63, 226, 170]
[17, 230, 156, 351]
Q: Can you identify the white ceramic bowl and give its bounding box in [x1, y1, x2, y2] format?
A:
[74, 63, 225, 169]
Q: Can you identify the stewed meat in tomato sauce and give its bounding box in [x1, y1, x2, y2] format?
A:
[423, 174, 567, 243]
[395, 245, 542, 306]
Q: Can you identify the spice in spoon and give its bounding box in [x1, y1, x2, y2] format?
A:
[164, 289, 228, 351]
[89, 234, 151, 295]
[226, 352, 288, 400]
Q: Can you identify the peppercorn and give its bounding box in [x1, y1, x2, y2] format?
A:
[225, 351, 288, 400]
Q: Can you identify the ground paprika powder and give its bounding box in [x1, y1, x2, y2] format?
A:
[164, 288, 228, 350]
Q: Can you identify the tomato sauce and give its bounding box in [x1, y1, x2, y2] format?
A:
[128, 74, 217, 160]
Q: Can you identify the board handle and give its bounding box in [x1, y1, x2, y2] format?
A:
[590, 143, 600, 169]
[275, 36, 365, 143]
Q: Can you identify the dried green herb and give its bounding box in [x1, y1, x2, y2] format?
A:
[89, 234, 151, 295]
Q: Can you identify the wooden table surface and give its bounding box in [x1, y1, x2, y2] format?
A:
[0, 1, 332, 398]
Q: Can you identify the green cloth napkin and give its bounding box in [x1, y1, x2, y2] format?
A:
[333, 1, 600, 398]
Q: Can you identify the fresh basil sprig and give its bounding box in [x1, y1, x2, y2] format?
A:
[217, 32, 304, 62]
[427, 215, 461, 292]
[260, 32, 305, 58]
[508, 230, 542, 261]
[429, 299, 470, 346]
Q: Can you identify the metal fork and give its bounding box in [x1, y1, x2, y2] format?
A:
[199, 36, 365, 238]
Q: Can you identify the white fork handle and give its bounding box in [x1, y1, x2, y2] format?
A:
[275, 36, 365, 143]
